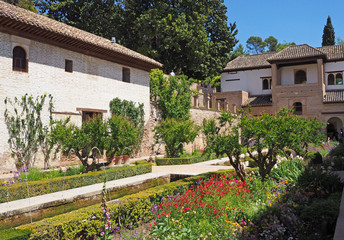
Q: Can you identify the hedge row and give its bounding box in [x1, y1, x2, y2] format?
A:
[0, 229, 30, 240]
[155, 153, 217, 166]
[0, 164, 152, 203]
[17, 168, 257, 239]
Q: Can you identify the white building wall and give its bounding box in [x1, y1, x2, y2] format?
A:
[280, 64, 318, 85]
[324, 61, 344, 91]
[221, 68, 272, 95]
[0, 32, 151, 170]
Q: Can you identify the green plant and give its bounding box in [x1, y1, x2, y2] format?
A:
[269, 157, 305, 181]
[305, 150, 323, 164]
[150, 69, 194, 120]
[4, 94, 55, 169]
[154, 118, 200, 158]
[0, 228, 31, 240]
[155, 153, 216, 166]
[52, 115, 141, 172]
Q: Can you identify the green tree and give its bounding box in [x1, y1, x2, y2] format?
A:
[246, 36, 266, 54]
[336, 37, 344, 45]
[276, 41, 296, 51]
[264, 36, 278, 52]
[154, 118, 199, 158]
[4, 94, 54, 169]
[150, 69, 193, 120]
[3, 0, 37, 12]
[52, 115, 141, 172]
[229, 43, 247, 60]
[322, 16, 335, 46]
[203, 110, 247, 181]
[37, 0, 238, 79]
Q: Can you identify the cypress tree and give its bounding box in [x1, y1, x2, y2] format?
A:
[322, 16, 335, 46]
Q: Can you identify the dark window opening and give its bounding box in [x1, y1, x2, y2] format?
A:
[328, 74, 335, 85]
[336, 73, 343, 85]
[293, 102, 302, 115]
[65, 59, 73, 73]
[262, 79, 269, 89]
[82, 111, 102, 123]
[295, 70, 307, 84]
[122, 67, 130, 83]
[13, 46, 27, 72]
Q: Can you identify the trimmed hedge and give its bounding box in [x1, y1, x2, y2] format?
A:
[0, 164, 152, 203]
[0, 229, 31, 240]
[155, 153, 217, 166]
[17, 168, 257, 239]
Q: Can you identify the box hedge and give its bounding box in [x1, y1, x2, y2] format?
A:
[17, 168, 257, 239]
[0, 164, 152, 203]
[0, 229, 31, 240]
[155, 153, 217, 166]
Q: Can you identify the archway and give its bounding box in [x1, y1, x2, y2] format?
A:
[327, 117, 343, 140]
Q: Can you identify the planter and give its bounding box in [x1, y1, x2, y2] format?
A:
[114, 156, 122, 165]
[122, 155, 130, 164]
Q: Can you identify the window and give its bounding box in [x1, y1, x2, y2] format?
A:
[82, 111, 102, 123]
[122, 67, 130, 83]
[327, 72, 343, 85]
[294, 70, 307, 84]
[65, 59, 73, 73]
[293, 102, 302, 115]
[13, 46, 27, 72]
[262, 78, 272, 90]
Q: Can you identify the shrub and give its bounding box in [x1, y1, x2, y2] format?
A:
[155, 153, 216, 166]
[0, 164, 152, 203]
[269, 157, 305, 181]
[305, 150, 323, 164]
[0, 228, 31, 240]
[324, 156, 344, 171]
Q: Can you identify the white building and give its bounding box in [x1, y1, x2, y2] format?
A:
[0, 1, 162, 171]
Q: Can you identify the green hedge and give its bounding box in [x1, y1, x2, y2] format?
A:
[17, 168, 257, 239]
[0, 164, 152, 203]
[0, 229, 31, 240]
[155, 153, 217, 166]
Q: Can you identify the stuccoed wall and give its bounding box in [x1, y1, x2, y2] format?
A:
[0, 33, 150, 172]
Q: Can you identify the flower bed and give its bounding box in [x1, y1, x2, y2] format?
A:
[0, 163, 152, 203]
[155, 153, 217, 166]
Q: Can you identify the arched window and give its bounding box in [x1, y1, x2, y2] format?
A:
[293, 102, 302, 115]
[13, 46, 27, 72]
[336, 73, 343, 85]
[328, 73, 335, 85]
[262, 79, 269, 89]
[295, 70, 306, 84]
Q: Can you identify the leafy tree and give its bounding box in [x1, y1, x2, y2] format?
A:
[276, 41, 296, 51]
[336, 37, 344, 45]
[3, 0, 37, 12]
[154, 118, 199, 158]
[246, 36, 266, 54]
[52, 115, 141, 172]
[229, 43, 247, 60]
[264, 36, 278, 52]
[37, 0, 238, 79]
[322, 16, 335, 46]
[203, 110, 247, 181]
[150, 69, 194, 120]
[4, 94, 54, 169]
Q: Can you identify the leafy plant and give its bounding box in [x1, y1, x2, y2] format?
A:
[4, 94, 55, 169]
[154, 118, 199, 158]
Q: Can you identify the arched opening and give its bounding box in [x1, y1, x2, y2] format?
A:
[327, 117, 343, 141]
[336, 73, 343, 85]
[13, 46, 27, 72]
[262, 79, 269, 89]
[328, 74, 335, 85]
[293, 102, 302, 115]
[295, 70, 307, 84]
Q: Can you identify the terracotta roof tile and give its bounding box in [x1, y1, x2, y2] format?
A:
[267, 44, 325, 62]
[323, 90, 344, 103]
[242, 95, 272, 107]
[223, 53, 274, 72]
[317, 45, 344, 61]
[0, 1, 162, 69]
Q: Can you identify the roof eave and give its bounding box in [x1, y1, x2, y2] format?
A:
[222, 65, 271, 73]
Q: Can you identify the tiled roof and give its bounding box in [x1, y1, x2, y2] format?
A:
[267, 44, 325, 62]
[223, 53, 274, 72]
[317, 45, 344, 61]
[224, 44, 344, 72]
[242, 95, 272, 107]
[0, 1, 162, 70]
[323, 90, 344, 103]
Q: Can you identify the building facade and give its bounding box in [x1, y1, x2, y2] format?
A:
[214, 44, 344, 138]
[0, 2, 162, 171]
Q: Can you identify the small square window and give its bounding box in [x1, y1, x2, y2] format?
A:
[65, 59, 73, 73]
[122, 67, 130, 83]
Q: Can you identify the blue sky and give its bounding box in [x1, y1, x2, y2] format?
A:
[224, 0, 344, 49]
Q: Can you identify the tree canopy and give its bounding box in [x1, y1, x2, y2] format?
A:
[322, 16, 335, 46]
[3, 0, 37, 12]
[245, 36, 295, 55]
[37, 0, 238, 80]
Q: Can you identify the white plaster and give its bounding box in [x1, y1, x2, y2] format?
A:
[280, 64, 318, 85]
[324, 61, 344, 91]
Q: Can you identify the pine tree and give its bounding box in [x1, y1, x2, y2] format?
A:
[322, 16, 335, 46]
